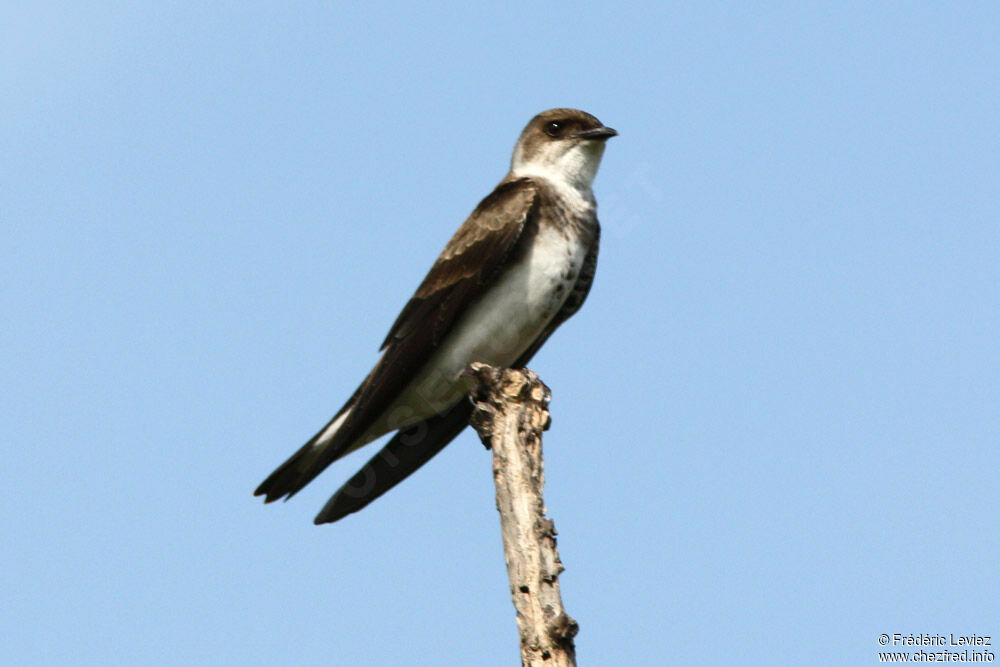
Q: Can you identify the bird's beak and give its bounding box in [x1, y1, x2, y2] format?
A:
[571, 126, 618, 140]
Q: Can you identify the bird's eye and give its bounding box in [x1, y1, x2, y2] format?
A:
[544, 121, 563, 138]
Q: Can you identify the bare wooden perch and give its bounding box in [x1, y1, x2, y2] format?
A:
[466, 363, 577, 667]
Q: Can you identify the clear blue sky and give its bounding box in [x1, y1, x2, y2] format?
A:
[4, 3, 998, 665]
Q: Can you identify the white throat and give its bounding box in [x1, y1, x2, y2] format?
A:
[510, 140, 605, 201]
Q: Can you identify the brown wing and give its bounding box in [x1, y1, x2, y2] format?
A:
[379, 178, 539, 350]
[255, 178, 539, 501]
[343, 178, 539, 437]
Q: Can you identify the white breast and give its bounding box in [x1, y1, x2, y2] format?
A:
[452, 222, 587, 368]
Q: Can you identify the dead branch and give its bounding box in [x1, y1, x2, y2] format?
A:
[466, 363, 577, 667]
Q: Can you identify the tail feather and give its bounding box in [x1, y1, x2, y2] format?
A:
[254, 407, 353, 502]
[313, 399, 472, 524]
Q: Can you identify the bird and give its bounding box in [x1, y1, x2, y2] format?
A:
[255, 108, 617, 524]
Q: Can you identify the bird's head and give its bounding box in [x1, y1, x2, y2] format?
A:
[510, 108, 617, 191]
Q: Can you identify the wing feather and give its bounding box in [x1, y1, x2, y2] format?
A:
[254, 178, 540, 501]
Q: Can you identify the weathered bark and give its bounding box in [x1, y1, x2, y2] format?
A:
[466, 363, 577, 667]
